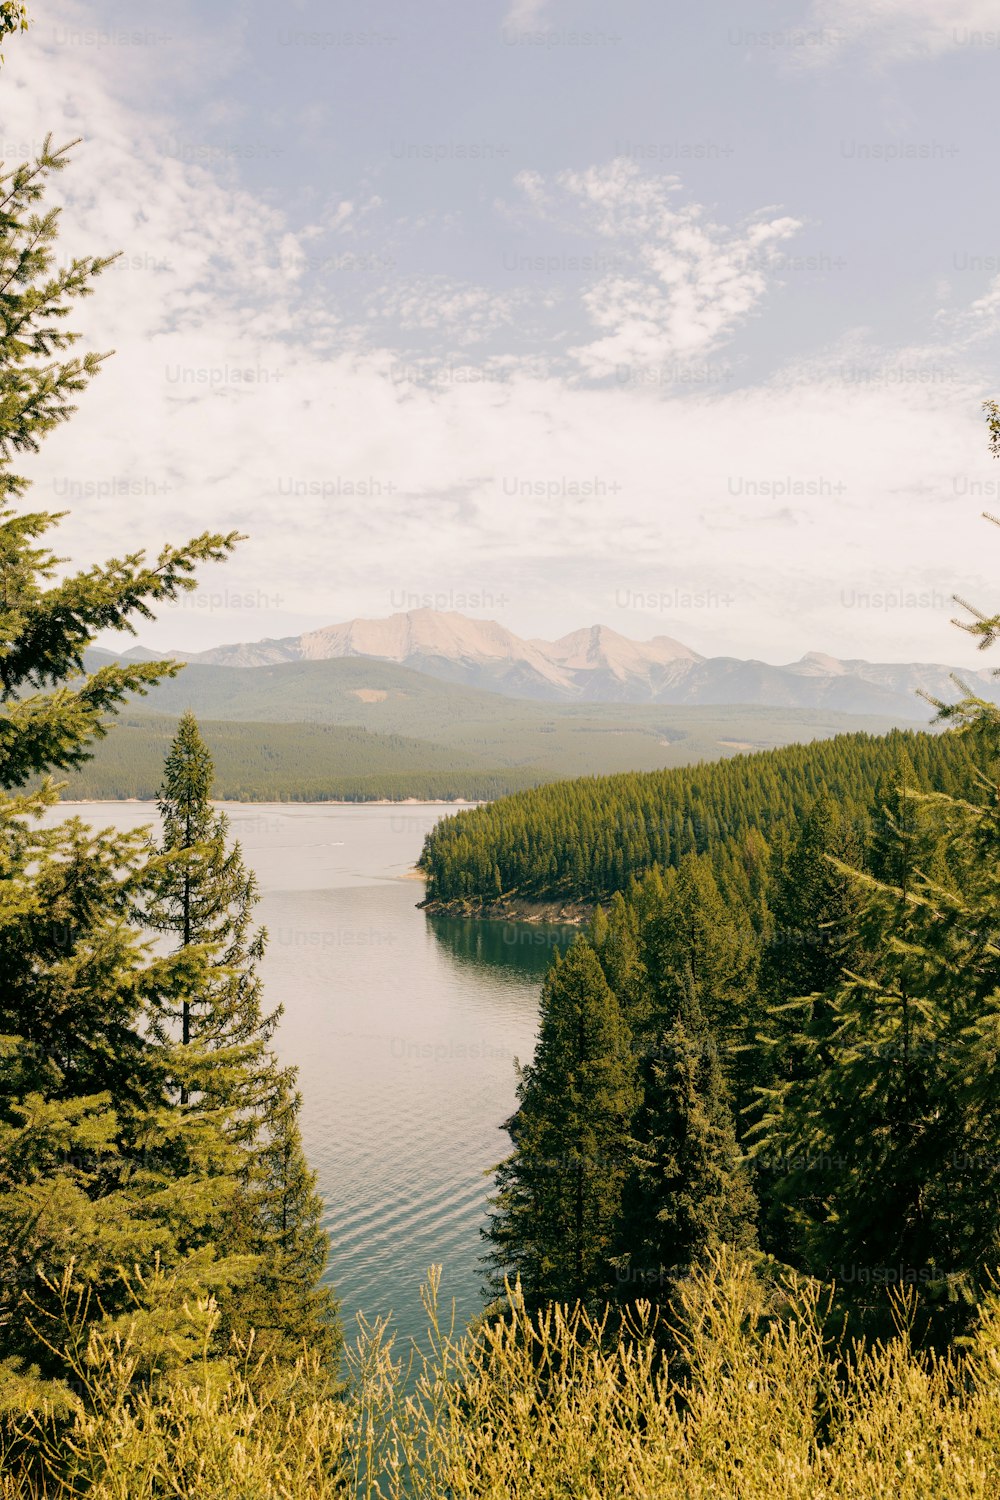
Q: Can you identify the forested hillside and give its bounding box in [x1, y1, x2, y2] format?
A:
[54, 713, 541, 802]
[53, 692, 918, 801]
[419, 727, 975, 905]
[94, 648, 917, 765]
[483, 712, 1000, 1347]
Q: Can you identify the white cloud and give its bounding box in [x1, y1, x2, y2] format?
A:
[942, 274, 1000, 348]
[807, 0, 999, 61]
[504, 0, 550, 28]
[517, 160, 801, 378]
[366, 279, 525, 345]
[5, 1, 1000, 668]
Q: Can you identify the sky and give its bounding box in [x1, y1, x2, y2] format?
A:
[5, 0, 1000, 664]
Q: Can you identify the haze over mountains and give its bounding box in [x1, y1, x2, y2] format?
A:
[72, 647, 916, 801]
[78, 609, 964, 799]
[166, 609, 996, 720]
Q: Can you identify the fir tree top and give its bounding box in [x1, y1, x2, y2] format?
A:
[0, 141, 239, 791]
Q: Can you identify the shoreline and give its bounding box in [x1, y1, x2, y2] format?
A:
[58, 797, 486, 808]
[418, 894, 595, 926]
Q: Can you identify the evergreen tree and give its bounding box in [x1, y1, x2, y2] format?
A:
[234, 1085, 338, 1364]
[144, 711, 275, 1106]
[760, 796, 866, 1010]
[756, 404, 1000, 1341]
[618, 978, 756, 1300]
[868, 750, 922, 888]
[641, 854, 759, 1113]
[753, 781, 993, 1340]
[143, 712, 339, 1362]
[754, 797, 872, 1108]
[592, 890, 648, 1034]
[0, 136, 255, 1404]
[643, 855, 756, 1023]
[485, 941, 639, 1309]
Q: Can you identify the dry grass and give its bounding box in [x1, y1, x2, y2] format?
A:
[4, 1251, 1000, 1498]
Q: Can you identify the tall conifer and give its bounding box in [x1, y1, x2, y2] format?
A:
[144, 712, 339, 1362]
[0, 138, 243, 1401]
[144, 711, 275, 1111]
[485, 941, 639, 1309]
[618, 978, 756, 1300]
[756, 403, 1000, 1340]
[641, 854, 759, 1115]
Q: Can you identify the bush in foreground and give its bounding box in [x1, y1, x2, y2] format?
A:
[4, 1250, 1000, 1498]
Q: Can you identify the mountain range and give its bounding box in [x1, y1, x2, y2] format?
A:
[158, 608, 996, 720]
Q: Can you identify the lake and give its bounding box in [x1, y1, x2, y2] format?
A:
[51, 802, 574, 1347]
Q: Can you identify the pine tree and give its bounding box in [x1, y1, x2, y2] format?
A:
[640, 854, 760, 1115]
[868, 750, 921, 887]
[760, 796, 867, 1012]
[756, 402, 1000, 1341]
[143, 712, 339, 1362]
[618, 978, 756, 1301]
[592, 890, 649, 1034]
[0, 136, 253, 1404]
[233, 1085, 338, 1365]
[643, 856, 756, 1026]
[753, 781, 991, 1339]
[485, 940, 639, 1309]
[756, 795, 872, 1105]
[144, 712, 275, 1105]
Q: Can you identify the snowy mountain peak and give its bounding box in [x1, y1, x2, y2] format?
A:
[174, 610, 996, 717]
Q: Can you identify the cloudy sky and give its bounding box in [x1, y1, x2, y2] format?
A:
[6, 0, 1000, 663]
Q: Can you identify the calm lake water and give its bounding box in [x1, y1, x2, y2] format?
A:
[50, 802, 573, 1346]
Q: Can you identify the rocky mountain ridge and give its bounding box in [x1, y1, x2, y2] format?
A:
[157, 608, 997, 717]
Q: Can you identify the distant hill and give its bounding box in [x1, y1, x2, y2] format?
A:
[64, 651, 926, 800]
[130, 608, 997, 718]
[84, 650, 920, 756]
[54, 714, 539, 803]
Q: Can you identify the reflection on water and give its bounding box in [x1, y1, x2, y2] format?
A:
[427, 914, 578, 981]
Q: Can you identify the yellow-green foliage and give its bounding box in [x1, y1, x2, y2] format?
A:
[5, 1251, 1000, 1498]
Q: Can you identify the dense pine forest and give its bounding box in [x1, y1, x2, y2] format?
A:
[62, 675, 915, 801]
[418, 725, 976, 906]
[53, 713, 542, 802]
[468, 408, 1000, 1390]
[480, 738, 1000, 1343]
